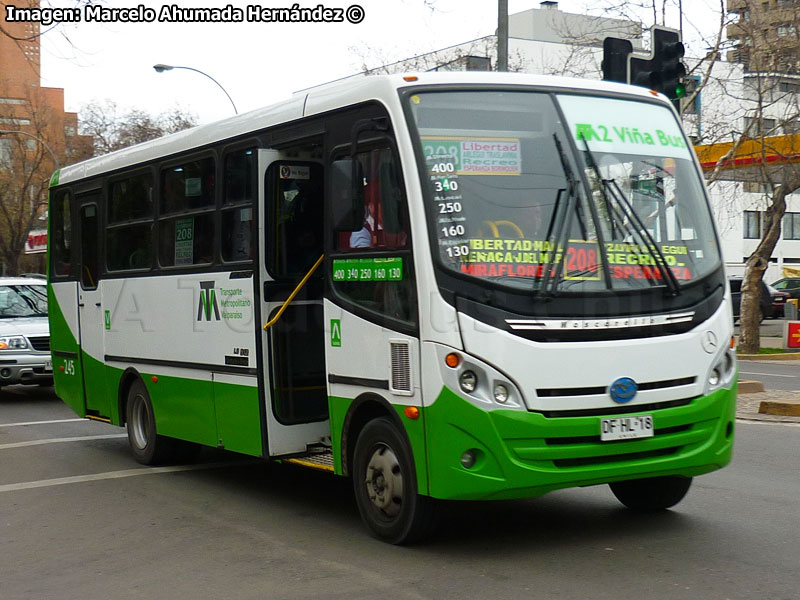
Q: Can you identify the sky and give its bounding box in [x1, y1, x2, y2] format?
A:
[34, 0, 724, 125]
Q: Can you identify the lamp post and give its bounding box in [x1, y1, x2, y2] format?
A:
[153, 64, 238, 115]
[0, 129, 60, 170]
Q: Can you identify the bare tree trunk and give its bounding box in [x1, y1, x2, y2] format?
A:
[738, 176, 798, 353]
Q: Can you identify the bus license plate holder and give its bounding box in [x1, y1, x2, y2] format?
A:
[600, 415, 653, 441]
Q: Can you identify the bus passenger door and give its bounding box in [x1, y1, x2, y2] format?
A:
[258, 150, 329, 456]
[76, 194, 108, 417]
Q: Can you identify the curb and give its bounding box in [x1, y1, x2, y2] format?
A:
[759, 399, 800, 417]
[737, 353, 800, 361]
[738, 380, 765, 393]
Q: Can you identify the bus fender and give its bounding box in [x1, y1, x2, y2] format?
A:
[340, 392, 407, 478]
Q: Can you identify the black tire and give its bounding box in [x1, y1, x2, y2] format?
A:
[352, 417, 437, 544]
[125, 379, 176, 465]
[609, 476, 693, 510]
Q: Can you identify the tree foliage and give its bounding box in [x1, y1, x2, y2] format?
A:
[0, 86, 92, 275]
[78, 101, 197, 156]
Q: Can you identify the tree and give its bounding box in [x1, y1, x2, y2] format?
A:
[78, 101, 197, 156]
[694, 0, 800, 353]
[0, 85, 92, 275]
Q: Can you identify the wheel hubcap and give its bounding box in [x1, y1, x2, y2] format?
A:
[364, 444, 403, 517]
[130, 394, 149, 449]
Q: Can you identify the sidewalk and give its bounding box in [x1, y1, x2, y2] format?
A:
[736, 336, 800, 423]
[735, 389, 800, 424]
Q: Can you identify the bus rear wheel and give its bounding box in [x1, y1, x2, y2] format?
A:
[352, 417, 436, 544]
[126, 379, 174, 465]
[609, 476, 693, 510]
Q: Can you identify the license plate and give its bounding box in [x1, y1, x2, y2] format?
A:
[44, 360, 52, 372]
[601, 415, 654, 441]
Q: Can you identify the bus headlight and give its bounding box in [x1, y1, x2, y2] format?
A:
[435, 345, 526, 410]
[705, 349, 736, 394]
[459, 370, 478, 393]
[493, 384, 509, 404]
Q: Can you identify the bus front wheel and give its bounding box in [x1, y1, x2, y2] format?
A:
[609, 476, 693, 510]
[352, 417, 436, 544]
[126, 379, 172, 465]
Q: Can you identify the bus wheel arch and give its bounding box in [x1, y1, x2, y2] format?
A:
[118, 367, 143, 426]
[120, 371, 195, 465]
[340, 393, 402, 478]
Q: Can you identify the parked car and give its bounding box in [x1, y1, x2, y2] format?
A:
[766, 284, 789, 318]
[0, 277, 52, 390]
[728, 276, 772, 322]
[770, 277, 800, 300]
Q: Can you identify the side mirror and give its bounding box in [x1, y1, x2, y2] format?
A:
[330, 158, 364, 232]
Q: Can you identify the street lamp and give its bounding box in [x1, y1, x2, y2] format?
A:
[0, 129, 60, 170]
[153, 64, 238, 115]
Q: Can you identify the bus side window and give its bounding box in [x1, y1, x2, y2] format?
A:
[336, 148, 408, 251]
[158, 157, 216, 267]
[106, 173, 154, 272]
[80, 204, 100, 289]
[51, 189, 72, 277]
[331, 147, 416, 325]
[222, 148, 256, 263]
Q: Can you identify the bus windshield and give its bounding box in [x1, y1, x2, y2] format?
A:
[407, 89, 721, 294]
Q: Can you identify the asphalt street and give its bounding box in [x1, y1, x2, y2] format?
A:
[1, 384, 799, 600]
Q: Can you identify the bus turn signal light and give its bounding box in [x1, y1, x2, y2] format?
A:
[445, 353, 461, 368]
[404, 406, 420, 420]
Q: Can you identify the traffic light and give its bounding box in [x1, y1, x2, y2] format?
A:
[625, 27, 687, 112]
[602, 37, 633, 83]
[603, 27, 688, 113]
[652, 27, 687, 112]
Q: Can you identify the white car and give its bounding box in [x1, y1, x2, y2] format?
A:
[0, 277, 53, 389]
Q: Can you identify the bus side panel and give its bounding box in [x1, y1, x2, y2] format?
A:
[213, 374, 263, 457]
[101, 275, 257, 450]
[144, 370, 217, 447]
[48, 281, 85, 417]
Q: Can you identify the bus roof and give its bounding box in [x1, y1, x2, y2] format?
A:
[55, 72, 664, 186]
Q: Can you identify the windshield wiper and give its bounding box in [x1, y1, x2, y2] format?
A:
[536, 134, 599, 296]
[579, 135, 681, 296]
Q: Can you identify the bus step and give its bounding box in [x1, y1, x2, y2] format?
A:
[285, 451, 334, 472]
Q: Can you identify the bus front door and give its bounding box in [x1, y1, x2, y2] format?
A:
[258, 150, 329, 456]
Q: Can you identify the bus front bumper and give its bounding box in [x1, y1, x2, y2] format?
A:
[423, 384, 736, 501]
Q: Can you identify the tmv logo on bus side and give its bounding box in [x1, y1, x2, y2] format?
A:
[197, 281, 221, 321]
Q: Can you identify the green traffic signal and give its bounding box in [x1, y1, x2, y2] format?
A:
[673, 81, 686, 99]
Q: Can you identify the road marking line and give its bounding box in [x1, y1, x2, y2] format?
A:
[0, 461, 252, 493]
[737, 419, 800, 427]
[0, 418, 87, 428]
[0, 434, 128, 449]
[739, 371, 797, 378]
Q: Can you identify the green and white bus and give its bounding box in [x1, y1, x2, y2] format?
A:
[48, 72, 736, 543]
